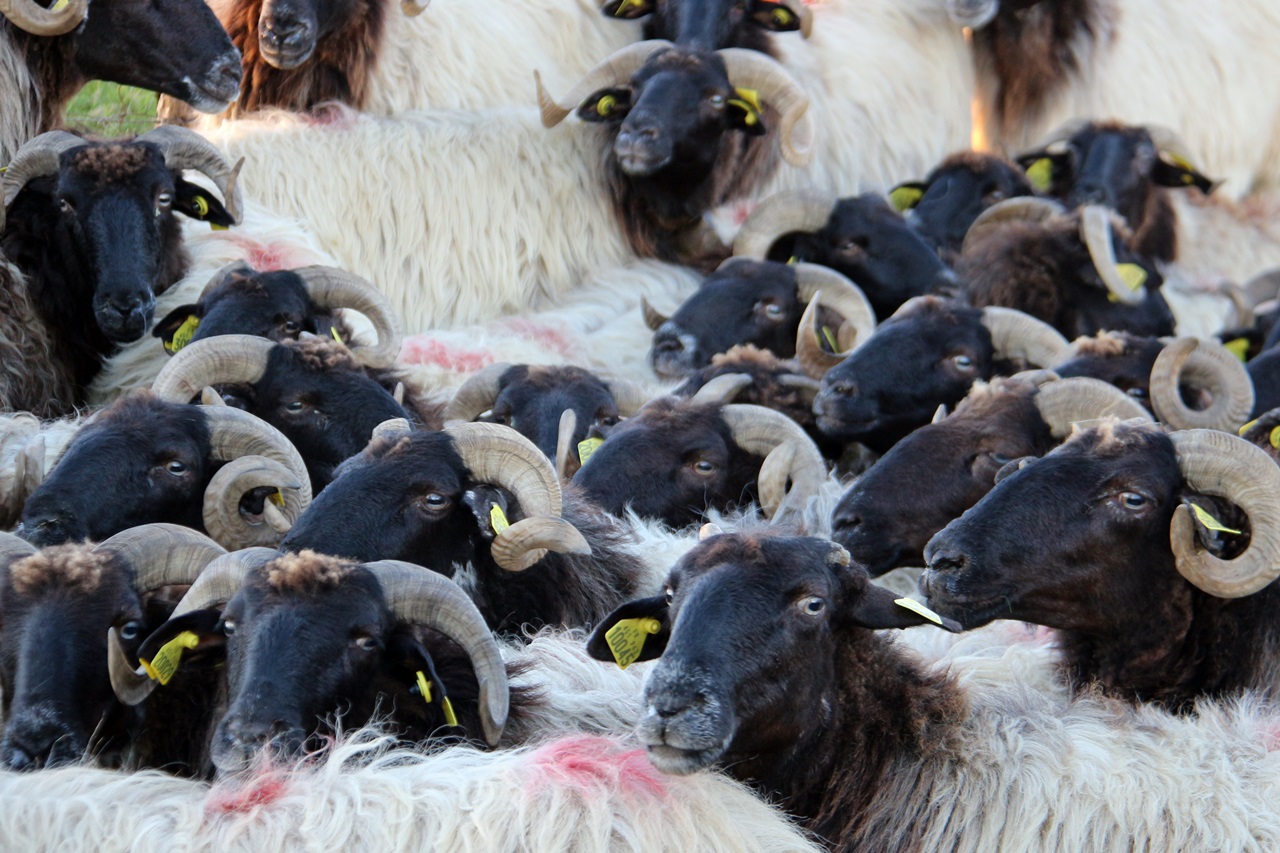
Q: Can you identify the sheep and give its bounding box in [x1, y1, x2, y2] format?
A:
[832, 373, 1150, 577]
[0, 410, 84, 530]
[597, 0, 813, 54]
[19, 392, 311, 551]
[923, 418, 1280, 710]
[0, 127, 244, 415]
[954, 0, 1280, 199]
[279, 421, 648, 633]
[673, 345, 823, 439]
[642, 258, 874, 379]
[0, 524, 226, 771]
[589, 528, 1280, 851]
[807, 296, 1070, 452]
[0, 0, 240, 164]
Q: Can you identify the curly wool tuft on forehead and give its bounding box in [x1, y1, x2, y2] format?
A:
[69, 144, 153, 185]
[8, 545, 116, 596]
[264, 550, 358, 593]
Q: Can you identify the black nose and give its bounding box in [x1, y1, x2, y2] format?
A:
[828, 379, 858, 398]
[19, 514, 73, 546]
[260, 17, 312, 50]
[654, 335, 684, 354]
[211, 51, 243, 89]
[225, 716, 277, 748]
[926, 547, 968, 574]
[832, 506, 861, 534]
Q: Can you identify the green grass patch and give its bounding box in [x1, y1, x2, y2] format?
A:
[64, 82, 159, 138]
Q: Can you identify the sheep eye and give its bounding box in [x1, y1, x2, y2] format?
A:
[763, 303, 785, 320]
[165, 460, 188, 475]
[1119, 492, 1147, 510]
[952, 355, 974, 369]
[421, 493, 450, 510]
[119, 620, 144, 641]
[797, 596, 825, 615]
[156, 192, 172, 206]
[985, 190, 1006, 203]
[282, 321, 301, 335]
[58, 198, 73, 214]
[353, 635, 379, 652]
[693, 460, 716, 474]
[1126, 387, 1147, 399]
[989, 453, 1013, 465]
[285, 401, 305, 413]
[222, 619, 236, 636]
[709, 93, 725, 108]
[664, 587, 674, 605]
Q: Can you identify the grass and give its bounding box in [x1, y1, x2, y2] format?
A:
[63, 82, 160, 138]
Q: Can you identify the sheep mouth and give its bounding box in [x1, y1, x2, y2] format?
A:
[921, 582, 1015, 629]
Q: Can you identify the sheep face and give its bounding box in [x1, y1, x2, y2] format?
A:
[154, 269, 331, 347]
[256, 0, 361, 70]
[72, 0, 242, 113]
[650, 260, 800, 378]
[480, 366, 623, 463]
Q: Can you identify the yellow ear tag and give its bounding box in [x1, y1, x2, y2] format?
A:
[771, 7, 794, 26]
[268, 489, 286, 508]
[330, 326, 344, 344]
[139, 630, 200, 685]
[193, 195, 210, 217]
[821, 325, 838, 352]
[490, 504, 510, 534]
[893, 598, 945, 626]
[414, 671, 460, 725]
[1190, 503, 1242, 535]
[164, 315, 201, 354]
[888, 185, 924, 212]
[1238, 418, 1259, 437]
[614, 0, 647, 15]
[50, 0, 70, 11]
[1115, 263, 1147, 292]
[211, 224, 228, 231]
[578, 436, 604, 464]
[415, 670, 434, 703]
[729, 88, 763, 127]
[605, 617, 661, 669]
[1224, 338, 1250, 362]
[440, 696, 459, 727]
[1270, 426, 1280, 450]
[1025, 157, 1054, 192]
[596, 94, 618, 117]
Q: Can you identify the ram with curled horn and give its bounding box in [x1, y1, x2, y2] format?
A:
[535, 39, 813, 262]
[151, 333, 421, 491]
[109, 547, 513, 777]
[733, 189, 958, 317]
[811, 295, 1070, 452]
[925, 417, 1280, 709]
[278, 421, 646, 633]
[0, 127, 245, 415]
[0, 524, 226, 771]
[958, 196, 1175, 339]
[20, 392, 310, 551]
[647, 256, 874, 380]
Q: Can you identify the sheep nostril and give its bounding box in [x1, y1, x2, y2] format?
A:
[830, 381, 858, 398]
[655, 337, 684, 354]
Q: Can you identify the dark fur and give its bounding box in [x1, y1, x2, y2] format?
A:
[923, 419, 1273, 711]
[280, 429, 645, 633]
[832, 377, 1054, 575]
[899, 151, 1035, 265]
[478, 365, 627, 465]
[571, 396, 767, 527]
[958, 210, 1174, 338]
[634, 0, 779, 54]
[675, 345, 816, 429]
[587, 532, 965, 848]
[1247, 348, 1280, 419]
[1054, 330, 1210, 415]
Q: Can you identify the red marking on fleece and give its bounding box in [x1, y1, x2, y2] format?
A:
[497, 319, 577, 359]
[733, 200, 756, 226]
[400, 337, 495, 373]
[528, 735, 668, 802]
[205, 774, 289, 815]
[219, 234, 310, 272]
[304, 102, 360, 130]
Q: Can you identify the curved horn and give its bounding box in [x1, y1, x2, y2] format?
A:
[1, 131, 84, 232]
[292, 266, 402, 369]
[597, 372, 650, 416]
[980, 306, 1070, 368]
[534, 40, 674, 128]
[196, 260, 256, 301]
[371, 417, 412, 443]
[792, 263, 876, 352]
[1242, 268, 1280, 309]
[961, 197, 1067, 256]
[0, 0, 87, 35]
[96, 523, 228, 593]
[442, 363, 512, 426]
[400, 0, 429, 15]
[444, 423, 588, 571]
[200, 407, 312, 550]
[1080, 205, 1144, 305]
[135, 126, 244, 224]
[690, 372, 754, 405]
[1149, 338, 1255, 433]
[1143, 124, 1198, 165]
[1033, 377, 1153, 439]
[720, 404, 826, 521]
[1170, 430, 1280, 598]
[641, 296, 670, 331]
[555, 409, 577, 482]
[0, 531, 37, 569]
[786, 0, 813, 37]
[731, 189, 837, 259]
[151, 334, 274, 403]
[1026, 118, 1092, 153]
[107, 628, 158, 707]
[718, 48, 813, 167]
[365, 560, 509, 746]
[794, 296, 843, 380]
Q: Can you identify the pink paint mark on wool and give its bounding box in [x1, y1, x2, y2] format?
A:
[204, 774, 289, 815]
[527, 735, 668, 802]
[732, 199, 756, 226]
[303, 101, 359, 130]
[1261, 723, 1280, 752]
[218, 234, 309, 272]
[400, 337, 495, 373]
[497, 319, 577, 359]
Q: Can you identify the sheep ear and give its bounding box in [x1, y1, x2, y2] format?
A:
[1015, 151, 1072, 193]
[748, 0, 805, 32]
[173, 179, 236, 228]
[845, 582, 962, 632]
[1151, 156, 1217, 194]
[153, 304, 203, 354]
[727, 88, 769, 137]
[600, 0, 654, 19]
[586, 594, 670, 667]
[134, 607, 227, 682]
[577, 88, 632, 124]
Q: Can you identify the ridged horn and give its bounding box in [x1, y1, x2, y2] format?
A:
[371, 417, 412, 443]
[0, 131, 84, 232]
[366, 560, 509, 746]
[555, 409, 578, 482]
[1080, 205, 1144, 305]
[786, 0, 813, 37]
[795, 296, 843, 380]
[980, 306, 1070, 368]
[1149, 338, 1255, 433]
[0, 0, 87, 35]
[793, 263, 876, 351]
[961, 196, 1067, 256]
[718, 47, 813, 167]
[1242, 268, 1280, 308]
[135, 126, 244, 224]
[400, 0, 429, 15]
[1170, 430, 1280, 598]
[442, 363, 513, 426]
[641, 296, 670, 331]
[293, 266, 401, 369]
[1033, 377, 1153, 439]
[720, 403, 826, 521]
[96, 523, 228, 593]
[731, 190, 837, 259]
[598, 372, 650, 416]
[200, 407, 312, 550]
[690, 372, 754, 405]
[534, 40, 674, 128]
[151, 334, 273, 403]
[444, 423, 588, 571]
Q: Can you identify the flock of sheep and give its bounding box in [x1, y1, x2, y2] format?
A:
[4, 0, 1280, 849]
